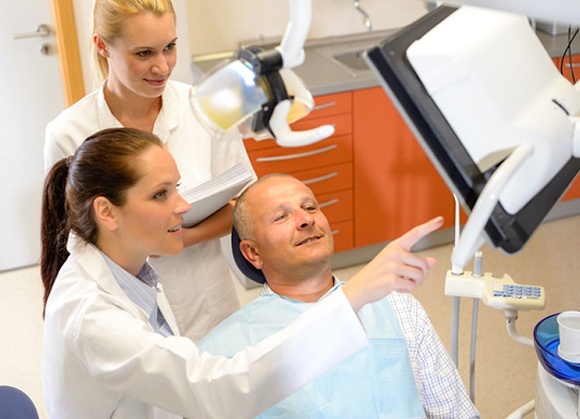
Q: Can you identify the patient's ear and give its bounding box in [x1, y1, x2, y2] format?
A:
[93, 196, 118, 231]
[239, 240, 263, 270]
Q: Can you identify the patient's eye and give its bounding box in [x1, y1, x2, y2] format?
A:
[273, 212, 288, 222]
[303, 201, 319, 212]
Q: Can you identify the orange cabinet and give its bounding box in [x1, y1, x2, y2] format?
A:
[246, 69, 580, 254]
[245, 86, 466, 252]
[243, 91, 355, 252]
[553, 55, 580, 201]
[353, 87, 456, 248]
[247, 133, 352, 175]
[553, 54, 580, 85]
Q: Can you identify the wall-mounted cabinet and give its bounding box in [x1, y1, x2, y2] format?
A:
[352, 87, 456, 248]
[246, 80, 580, 256]
[244, 86, 460, 254]
[553, 55, 580, 201]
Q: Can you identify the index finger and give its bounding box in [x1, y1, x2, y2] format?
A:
[395, 216, 444, 251]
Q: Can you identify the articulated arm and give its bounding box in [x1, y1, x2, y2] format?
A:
[268, 0, 335, 146]
[192, 0, 334, 147]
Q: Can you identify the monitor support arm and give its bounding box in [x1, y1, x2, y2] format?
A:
[451, 142, 534, 274]
[241, 0, 335, 146]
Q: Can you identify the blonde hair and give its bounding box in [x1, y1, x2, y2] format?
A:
[91, 0, 176, 82]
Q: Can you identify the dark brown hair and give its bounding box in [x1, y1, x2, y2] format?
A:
[40, 128, 163, 315]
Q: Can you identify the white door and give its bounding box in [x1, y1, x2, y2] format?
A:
[0, 2, 65, 271]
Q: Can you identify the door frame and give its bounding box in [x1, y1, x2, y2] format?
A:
[50, 0, 85, 106]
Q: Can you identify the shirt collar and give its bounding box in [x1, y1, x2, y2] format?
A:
[260, 276, 343, 301]
[100, 252, 160, 327]
[96, 80, 179, 143]
[152, 81, 179, 140]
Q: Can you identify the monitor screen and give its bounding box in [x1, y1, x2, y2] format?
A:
[363, 5, 580, 255]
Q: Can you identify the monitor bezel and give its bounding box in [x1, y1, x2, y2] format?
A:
[363, 5, 580, 253]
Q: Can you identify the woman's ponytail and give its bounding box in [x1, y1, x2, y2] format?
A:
[40, 158, 70, 317]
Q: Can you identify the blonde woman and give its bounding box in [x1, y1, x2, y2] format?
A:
[45, 0, 256, 342]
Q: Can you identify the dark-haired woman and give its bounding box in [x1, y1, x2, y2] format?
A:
[42, 127, 393, 418]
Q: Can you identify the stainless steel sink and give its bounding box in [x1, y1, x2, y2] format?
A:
[313, 31, 394, 75]
[332, 49, 370, 71]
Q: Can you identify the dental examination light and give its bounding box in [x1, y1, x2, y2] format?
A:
[191, 0, 335, 147]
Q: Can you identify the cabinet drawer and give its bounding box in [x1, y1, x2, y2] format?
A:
[290, 162, 353, 196]
[249, 134, 352, 175]
[330, 220, 354, 253]
[303, 91, 352, 120]
[317, 189, 353, 225]
[553, 55, 580, 84]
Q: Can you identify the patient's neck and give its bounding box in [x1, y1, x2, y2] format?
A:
[267, 271, 335, 303]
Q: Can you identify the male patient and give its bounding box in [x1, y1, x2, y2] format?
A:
[199, 173, 479, 418]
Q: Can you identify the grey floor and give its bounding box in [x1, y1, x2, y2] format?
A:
[2, 214, 579, 418]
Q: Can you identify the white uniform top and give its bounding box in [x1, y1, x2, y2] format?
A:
[42, 234, 368, 419]
[45, 80, 257, 341]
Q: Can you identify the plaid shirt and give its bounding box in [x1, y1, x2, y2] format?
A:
[260, 278, 481, 419]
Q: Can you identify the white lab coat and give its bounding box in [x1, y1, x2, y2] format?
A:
[42, 234, 368, 419]
[45, 80, 257, 342]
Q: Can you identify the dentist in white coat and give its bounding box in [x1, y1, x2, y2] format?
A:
[41, 128, 443, 418]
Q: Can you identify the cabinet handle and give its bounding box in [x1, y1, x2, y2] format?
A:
[319, 198, 339, 209]
[331, 229, 339, 236]
[302, 172, 338, 186]
[312, 101, 337, 112]
[256, 144, 337, 162]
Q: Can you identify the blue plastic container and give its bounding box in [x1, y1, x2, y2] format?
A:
[534, 313, 580, 386]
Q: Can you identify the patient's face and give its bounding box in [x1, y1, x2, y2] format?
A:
[245, 176, 334, 277]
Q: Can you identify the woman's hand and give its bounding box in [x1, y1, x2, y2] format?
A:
[181, 200, 236, 248]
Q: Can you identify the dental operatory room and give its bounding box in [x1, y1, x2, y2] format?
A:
[3, 0, 580, 417]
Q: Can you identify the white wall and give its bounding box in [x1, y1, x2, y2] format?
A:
[71, 0, 427, 90]
[186, 0, 428, 54]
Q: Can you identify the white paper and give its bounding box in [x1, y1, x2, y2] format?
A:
[182, 162, 253, 227]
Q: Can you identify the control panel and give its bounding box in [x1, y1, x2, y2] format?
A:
[445, 271, 545, 311]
